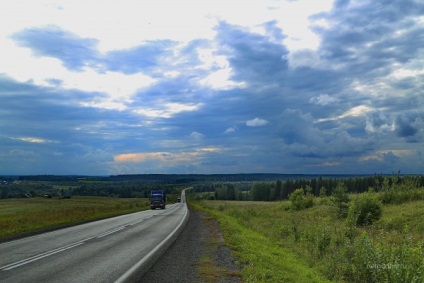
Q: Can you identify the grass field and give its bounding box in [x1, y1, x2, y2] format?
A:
[0, 196, 150, 241]
[191, 197, 424, 283]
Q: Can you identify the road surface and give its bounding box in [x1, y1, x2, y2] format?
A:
[0, 194, 188, 283]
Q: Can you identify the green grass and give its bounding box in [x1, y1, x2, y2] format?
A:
[0, 196, 150, 241]
[191, 201, 331, 283]
[191, 198, 424, 283]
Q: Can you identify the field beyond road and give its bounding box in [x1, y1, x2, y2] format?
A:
[0, 196, 150, 242]
[191, 198, 424, 283]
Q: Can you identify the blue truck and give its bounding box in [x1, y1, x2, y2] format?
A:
[150, 190, 166, 209]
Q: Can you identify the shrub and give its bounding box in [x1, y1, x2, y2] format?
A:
[341, 231, 423, 283]
[289, 187, 314, 210]
[289, 189, 305, 210]
[348, 193, 383, 226]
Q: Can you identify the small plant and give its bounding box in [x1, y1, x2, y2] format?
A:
[348, 193, 383, 226]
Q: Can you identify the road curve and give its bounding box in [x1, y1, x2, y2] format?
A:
[0, 193, 188, 283]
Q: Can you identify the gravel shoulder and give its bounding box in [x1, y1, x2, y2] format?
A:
[140, 205, 241, 283]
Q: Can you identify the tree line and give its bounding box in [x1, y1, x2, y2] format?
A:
[193, 174, 424, 201]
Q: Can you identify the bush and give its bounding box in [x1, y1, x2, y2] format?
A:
[289, 187, 314, 210]
[348, 193, 383, 226]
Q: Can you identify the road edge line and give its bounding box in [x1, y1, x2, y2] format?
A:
[114, 203, 189, 283]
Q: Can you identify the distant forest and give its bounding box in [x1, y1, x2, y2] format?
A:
[193, 174, 424, 201]
[1, 173, 423, 200]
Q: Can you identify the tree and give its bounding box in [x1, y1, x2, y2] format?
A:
[227, 184, 236, 200]
[275, 180, 282, 200]
[251, 183, 271, 201]
[289, 189, 305, 210]
[319, 186, 327, 198]
[332, 183, 350, 218]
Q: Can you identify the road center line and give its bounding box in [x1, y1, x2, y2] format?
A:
[1, 207, 178, 271]
[0, 242, 85, 271]
[96, 226, 127, 238]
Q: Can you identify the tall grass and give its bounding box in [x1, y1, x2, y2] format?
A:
[0, 197, 150, 241]
[191, 201, 331, 283]
[193, 198, 423, 282]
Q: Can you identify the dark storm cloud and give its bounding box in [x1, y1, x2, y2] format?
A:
[276, 109, 373, 159]
[12, 26, 99, 71]
[394, 112, 424, 141]
[313, 0, 424, 71]
[0, 76, 150, 174]
[395, 114, 416, 137]
[215, 22, 289, 84]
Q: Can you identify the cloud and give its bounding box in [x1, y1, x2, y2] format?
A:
[225, 126, 237, 134]
[114, 152, 171, 163]
[246, 118, 269, 127]
[309, 94, 339, 106]
[12, 26, 99, 71]
[188, 131, 204, 140]
[216, 22, 289, 85]
[360, 150, 414, 162]
[394, 113, 418, 138]
[104, 40, 177, 75]
[277, 109, 373, 159]
[134, 103, 202, 119]
[1, 1, 424, 175]
[12, 137, 56, 144]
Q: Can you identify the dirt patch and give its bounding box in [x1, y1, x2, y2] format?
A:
[141, 205, 241, 283]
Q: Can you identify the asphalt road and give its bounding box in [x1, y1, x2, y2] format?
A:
[0, 197, 188, 283]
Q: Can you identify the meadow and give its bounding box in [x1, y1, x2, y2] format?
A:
[0, 196, 150, 242]
[190, 196, 423, 282]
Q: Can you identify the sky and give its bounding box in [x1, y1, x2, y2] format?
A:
[0, 0, 423, 175]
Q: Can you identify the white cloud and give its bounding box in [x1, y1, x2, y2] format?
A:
[246, 118, 269, 127]
[225, 126, 237, 133]
[134, 103, 202, 118]
[12, 137, 56, 143]
[199, 67, 246, 90]
[317, 105, 375, 123]
[359, 150, 414, 162]
[309, 94, 340, 106]
[188, 131, 204, 140]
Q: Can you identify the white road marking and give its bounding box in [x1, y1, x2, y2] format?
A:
[0, 241, 85, 271]
[96, 226, 127, 238]
[0, 208, 171, 271]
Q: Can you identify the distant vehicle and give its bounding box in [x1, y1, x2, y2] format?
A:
[177, 197, 181, 203]
[150, 190, 166, 209]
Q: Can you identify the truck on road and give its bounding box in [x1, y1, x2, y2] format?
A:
[150, 190, 166, 209]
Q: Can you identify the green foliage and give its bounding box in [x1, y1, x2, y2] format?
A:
[191, 201, 331, 283]
[319, 186, 327, 198]
[289, 187, 314, 210]
[193, 198, 424, 283]
[341, 230, 423, 283]
[348, 193, 383, 226]
[251, 183, 273, 201]
[332, 183, 350, 218]
[289, 189, 305, 210]
[380, 177, 424, 204]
